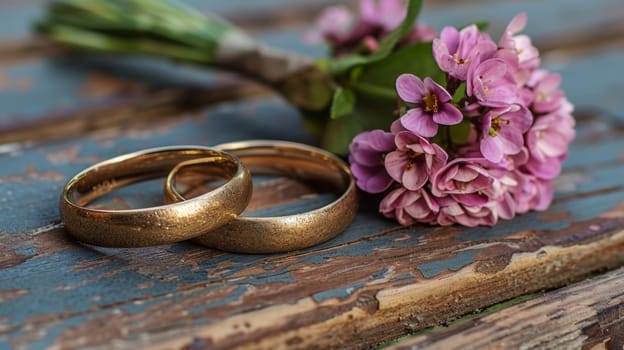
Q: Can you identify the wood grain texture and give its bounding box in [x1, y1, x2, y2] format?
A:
[1, 1, 624, 349]
[386, 266, 624, 350]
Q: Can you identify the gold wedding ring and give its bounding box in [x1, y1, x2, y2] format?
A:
[60, 146, 251, 247]
[164, 140, 358, 253]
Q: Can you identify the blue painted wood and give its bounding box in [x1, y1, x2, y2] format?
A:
[0, 57, 220, 126]
[551, 48, 624, 117]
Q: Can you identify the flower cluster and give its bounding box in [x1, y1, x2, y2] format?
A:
[306, 0, 435, 57]
[349, 14, 575, 227]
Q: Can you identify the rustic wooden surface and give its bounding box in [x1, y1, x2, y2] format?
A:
[387, 266, 624, 349]
[1, 0, 624, 349]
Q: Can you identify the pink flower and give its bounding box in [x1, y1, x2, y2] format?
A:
[349, 129, 396, 193]
[384, 131, 448, 190]
[380, 187, 439, 225]
[498, 13, 540, 71]
[360, 0, 406, 31]
[467, 58, 518, 107]
[528, 70, 565, 114]
[480, 104, 533, 163]
[307, 0, 434, 57]
[406, 23, 437, 43]
[489, 147, 529, 171]
[512, 172, 553, 213]
[525, 102, 575, 179]
[490, 170, 517, 220]
[431, 158, 495, 207]
[433, 24, 496, 80]
[344, 14, 574, 228]
[306, 6, 356, 44]
[436, 196, 498, 227]
[491, 169, 553, 218]
[396, 74, 463, 137]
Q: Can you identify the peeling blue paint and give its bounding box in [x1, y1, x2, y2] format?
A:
[392, 273, 415, 281]
[417, 250, 482, 279]
[0, 249, 177, 325]
[312, 282, 366, 303]
[246, 266, 296, 285]
[188, 285, 249, 314]
[370, 268, 389, 281]
[13, 244, 37, 256]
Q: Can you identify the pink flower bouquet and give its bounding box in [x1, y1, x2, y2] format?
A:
[348, 13, 575, 226]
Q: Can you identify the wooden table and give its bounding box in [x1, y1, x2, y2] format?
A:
[1, 1, 624, 349]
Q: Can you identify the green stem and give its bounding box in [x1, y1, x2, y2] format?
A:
[351, 82, 397, 100]
[38, 0, 333, 112]
[49, 25, 214, 63]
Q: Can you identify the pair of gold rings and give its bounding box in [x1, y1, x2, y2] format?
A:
[60, 141, 357, 253]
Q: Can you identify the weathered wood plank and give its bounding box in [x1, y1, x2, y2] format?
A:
[3, 191, 623, 349]
[385, 266, 624, 349]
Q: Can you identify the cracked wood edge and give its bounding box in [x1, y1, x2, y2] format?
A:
[77, 229, 624, 350]
[387, 266, 624, 349]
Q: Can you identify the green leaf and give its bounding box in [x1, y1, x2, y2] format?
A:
[330, 87, 356, 119]
[475, 21, 489, 31]
[322, 94, 398, 154]
[321, 114, 363, 155]
[327, 0, 423, 75]
[458, 21, 489, 32]
[322, 42, 447, 154]
[451, 82, 466, 104]
[353, 42, 445, 99]
[450, 121, 472, 145]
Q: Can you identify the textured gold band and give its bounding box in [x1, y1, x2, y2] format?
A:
[164, 140, 358, 253]
[60, 146, 252, 247]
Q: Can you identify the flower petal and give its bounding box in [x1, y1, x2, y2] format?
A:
[366, 129, 396, 151]
[351, 163, 393, 193]
[363, 171, 394, 193]
[423, 77, 452, 102]
[506, 12, 527, 35]
[433, 103, 463, 125]
[453, 193, 489, 206]
[349, 149, 382, 167]
[402, 160, 428, 191]
[481, 136, 504, 163]
[454, 167, 479, 182]
[439, 26, 460, 53]
[396, 74, 425, 103]
[401, 109, 438, 137]
[359, 0, 377, 24]
[384, 151, 408, 183]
